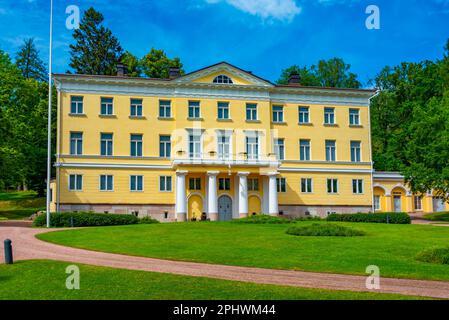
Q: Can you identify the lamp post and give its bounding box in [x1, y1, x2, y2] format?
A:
[45, 0, 53, 228]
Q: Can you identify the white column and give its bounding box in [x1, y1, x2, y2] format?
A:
[207, 171, 219, 221]
[175, 171, 188, 221]
[268, 173, 279, 216]
[238, 172, 249, 218]
[262, 176, 269, 214]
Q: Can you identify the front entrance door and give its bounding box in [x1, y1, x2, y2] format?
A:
[394, 196, 401, 212]
[433, 197, 445, 212]
[218, 195, 232, 221]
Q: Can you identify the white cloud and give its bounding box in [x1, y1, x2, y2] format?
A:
[205, 0, 302, 21]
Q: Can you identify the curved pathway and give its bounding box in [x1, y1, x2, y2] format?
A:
[1, 226, 449, 299]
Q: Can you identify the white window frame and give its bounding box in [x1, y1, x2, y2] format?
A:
[70, 96, 84, 114]
[349, 108, 360, 126]
[130, 98, 143, 117]
[299, 106, 310, 124]
[99, 174, 114, 192]
[350, 141, 362, 162]
[248, 178, 259, 191]
[218, 178, 231, 191]
[277, 177, 287, 193]
[374, 195, 381, 211]
[246, 103, 258, 121]
[217, 102, 230, 120]
[272, 105, 284, 123]
[130, 175, 144, 192]
[159, 100, 172, 118]
[70, 132, 83, 155]
[100, 97, 114, 115]
[299, 139, 311, 161]
[325, 140, 336, 162]
[188, 101, 201, 119]
[213, 74, 233, 84]
[68, 174, 83, 191]
[159, 176, 173, 192]
[217, 131, 231, 160]
[324, 107, 336, 125]
[100, 133, 113, 156]
[246, 134, 259, 160]
[274, 138, 285, 161]
[352, 179, 364, 194]
[327, 178, 339, 194]
[301, 178, 313, 193]
[130, 134, 143, 157]
[414, 196, 423, 211]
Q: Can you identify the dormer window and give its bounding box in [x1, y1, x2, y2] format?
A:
[213, 74, 233, 84]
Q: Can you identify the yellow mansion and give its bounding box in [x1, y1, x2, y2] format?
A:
[50, 62, 448, 221]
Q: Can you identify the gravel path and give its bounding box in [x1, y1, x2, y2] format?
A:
[1, 226, 449, 299]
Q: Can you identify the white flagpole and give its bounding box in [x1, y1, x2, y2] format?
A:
[46, 0, 53, 228]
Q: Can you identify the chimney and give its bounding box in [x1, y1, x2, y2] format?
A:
[169, 67, 181, 79]
[117, 63, 128, 77]
[288, 72, 301, 85]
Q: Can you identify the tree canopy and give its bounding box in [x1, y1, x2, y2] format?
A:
[140, 48, 184, 79]
[15, 38, 47, 82]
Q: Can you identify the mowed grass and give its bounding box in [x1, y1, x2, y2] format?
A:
[0, 191, 45, 220]
[0, 260, 422, 300]
[38, 221, 449, 282]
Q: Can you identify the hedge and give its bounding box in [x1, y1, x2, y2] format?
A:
[286, 223, 365, 237]
[233, 214, 292, 224]
[326, 212, 411, 224]
[33, 212, 139, 227]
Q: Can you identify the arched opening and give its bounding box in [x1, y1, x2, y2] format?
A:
[218, 195, 233, 221]
[391, 186, 406, 212]
[213, 74, 233, 84]
[373, 186, 386, 212]
[188, 195, 203, 221]
[248, 195, 261, 215]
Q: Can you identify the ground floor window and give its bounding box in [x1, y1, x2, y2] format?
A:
[301, 178, 313, 193]
[219, 178, 231, 191]
[100, 175, 113, 191]
[130, 175, 143, 192]
[248, 178, 259, 191]
[414, 196, 423, 211]
[160, 176, 172, 192]
[69, 174, 83, 191]
[189, 178, 201, 190]
[327, 178, 338, 194]
[277, 178, 286, 193]
[374, 195, 381, 211]
[352, 179, 363, 194]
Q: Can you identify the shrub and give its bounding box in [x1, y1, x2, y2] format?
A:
[286, 223, 365, 237]
[33, 212, 139, 227]
[416, 247, 449, 265]
[423, 212, 449, 222]
[139, 216, 160, 224]
[233, 214, 292, 224]
[326, 212, 411, 224]
[293, 216, 323, 222]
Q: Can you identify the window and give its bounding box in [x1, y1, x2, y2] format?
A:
[327, 179, 339, 194]
[246, 103, 257, 121]
[217, 102, 230, 120]
[374, 195, 381, 211]
[272, 106, 284, 123]
[69, 174, 83, 191]
[219, 178, 231, 191]
[159, 100, 171, 118]
[350, 141, 361, 162]
[70, 96, 83, 114]
[352, 179, 364, 194]
[325, 140, 336, 162]
[70, 132, 83, 155]
[299, 107, 310, 124]
[246, 136, 259, 160]
[217, 134, 230, 159]
[277, 178, 286, 193]
[100, 175, 113, 191]
[301, 178, 313, 193]
[100, 97, 113, 115]
[349, 109, 360, 125]
[213, 75, 233, 84]
[189, 134, 201, 159]
[299, 139, 310, 161]
[188, 101, 201, 119]
[414, 196, 423, 211]
[160, 176, 172, 192]
[324, 107, 335, 125]
[130, 134, 143, 157]
[274, 138, 285, 161]
[248, 178, 259, 191]
[159, 135, 171, 158]
[130, 175, 143, 191]
[130, 99, 143, 117]
[189, 178, 201, 190]
[100, 133, 113, 156]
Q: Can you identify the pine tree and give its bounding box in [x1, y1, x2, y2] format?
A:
[69, 7, 123, 75]
[15, 38, 47, 82]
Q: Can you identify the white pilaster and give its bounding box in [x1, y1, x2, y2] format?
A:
[268, 173, 279, 216]
[207, 171, 219, 221]
[262, 176, 269, 214]
[175, 171, 188, 221]
[238, 172, 249, 218]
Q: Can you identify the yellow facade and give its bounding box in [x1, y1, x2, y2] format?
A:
[52, 62, 381, 221]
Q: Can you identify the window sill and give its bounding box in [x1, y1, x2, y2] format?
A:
[69, 113, 87, 117]
[158, 117, 174, 121]
[129, 116, 146, 120]
[298, 122, 313, 126]
[187, 117, 203, 121]
[272, 121, 287, 125]
[349, 124, 363, 128]
[217, 118, 233, 122]
[246, 120, 261, 123]
[323, 123, 338, 127]
[99, 114, 117, 118]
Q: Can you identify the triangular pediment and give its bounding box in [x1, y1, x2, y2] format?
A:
[174, 62, 274, 87]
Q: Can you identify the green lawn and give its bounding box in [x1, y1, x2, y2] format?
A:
[0, 260, 421, 300]
[38, 221, 449, 282]
[424, 212, 449, 222]
[0, 191, 45, 220]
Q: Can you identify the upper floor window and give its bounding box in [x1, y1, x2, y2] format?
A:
[350, 141, 361, 162]
[100, 175, 114, 191]
[70, 132, 83, 155]
[246, 136, 259, 160]
[69, 174, 83, 191]
[188, 101, 201, 119]
[189, 178, 201, 191]
[130, 99, 143, 117]
[159, 135, 171, 158]
[277, 178, 287, 193]
[159, 100, 171, 118]
[325, 140, 336, 162]
[219, 178, 231, 191]
[248, 178, 259, 191]
[130, 175, 143, 192]
[301, 178, 313, 193]
[349, 109, 360, 125]
[299, 139, 310, 161]
[217, 134, 231, 160]
[70, 96, 84, 114]
[100, 97, 114, 115]
[299, 106, 310, 124]
[100, 133, 113, 156]
[213, 74, 233, 84]
[189, 134, 201, 159]
[130, 134, 143, 157]
[352, 179, 364, 194]
[160, 176, 172, 192]
[274, 138, 285, 161]
[272, 106, 284, 123]
[217, 102, 230, 120]
[324, 107, 335, 125]
[246, 103, 258, 121]
[327, 178, 339, 194]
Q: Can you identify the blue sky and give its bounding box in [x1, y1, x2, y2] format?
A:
[0, 0, 448, 86]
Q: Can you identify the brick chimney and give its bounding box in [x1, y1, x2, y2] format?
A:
[169, 67, 181, 79]
[288, 72, 301, 85]
[117, 63, 128, 77]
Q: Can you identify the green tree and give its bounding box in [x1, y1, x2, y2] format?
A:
[15, 38, 47, 82]
[120, 51, 142, 77]
[140, 48, 184, 79]
[69, 7, 123, 75]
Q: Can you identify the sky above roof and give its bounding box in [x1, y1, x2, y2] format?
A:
[0, 0, 448, 87]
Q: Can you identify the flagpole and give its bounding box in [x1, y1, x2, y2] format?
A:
[46, 0, 53, 228]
